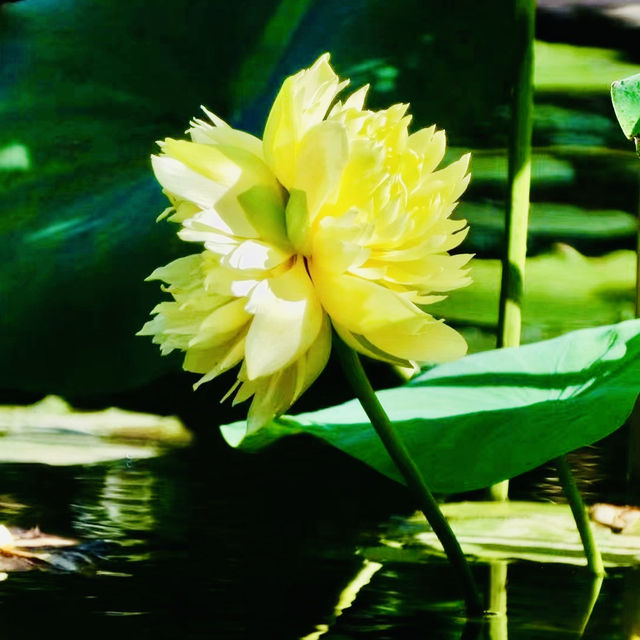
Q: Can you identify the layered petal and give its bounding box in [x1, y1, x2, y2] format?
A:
[244, 257, 324, 380]
[263, 53, 348, 189]
[141, 54, 473, 432]
[235, 315, 332, 433]
[152, 138, 287, 242]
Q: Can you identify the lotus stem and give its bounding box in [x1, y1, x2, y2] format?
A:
[487, 562, 508, 640]
[496, 0, 535, 349]
[627, 170, 640, 503]
[334, 336, 484, 616]
[490, 0, 536, 502]
[555, 455, 605, 576]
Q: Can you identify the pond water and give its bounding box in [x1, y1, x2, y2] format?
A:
[0, 438, 637, 640]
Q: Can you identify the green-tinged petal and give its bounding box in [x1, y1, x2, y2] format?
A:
[309, 262, 423, 333]
[156, 139, 284, 239]
[332, 322, 413, 367]
[244, 258, 324, 379]
[168, 200, 200, 223]
[285, 189, 312, 255]
[364, 317, 468, 363]
[145, 254, 202, 285]
[237, 185, 288, 247]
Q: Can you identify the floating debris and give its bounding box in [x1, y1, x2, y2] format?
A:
[0, 525, 100, 573]
[590, 503, 640, 534]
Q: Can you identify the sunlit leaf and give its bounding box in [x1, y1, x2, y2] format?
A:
[221, 320, 640, 493]
[0, 396, 191, 465]
[362, 501, 640, 567]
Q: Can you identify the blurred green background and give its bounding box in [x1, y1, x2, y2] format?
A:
[1, 0, 639, 427]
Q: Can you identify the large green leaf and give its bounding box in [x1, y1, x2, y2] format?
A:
[221, 320, 640, 493]
[611, 72, 640, 139]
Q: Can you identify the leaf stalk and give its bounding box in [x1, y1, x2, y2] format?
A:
[555, 456, 605, 576]
[334, 335, 484, 616]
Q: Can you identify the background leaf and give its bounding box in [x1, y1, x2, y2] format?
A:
[0, 0, 518, 397]
[221, 320, 640, 493]
[611, 72, 640, 139]
[362, 501, 640, 567]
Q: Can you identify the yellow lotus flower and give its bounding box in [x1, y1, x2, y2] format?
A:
[139, 54, 472, 431]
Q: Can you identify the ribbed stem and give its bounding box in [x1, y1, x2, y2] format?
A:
[555, 456, 605, 576]
[334, 336, 484, 616]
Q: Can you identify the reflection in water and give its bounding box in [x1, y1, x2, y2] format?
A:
[487, 562, 508, 640]
[0, 452, 631, 638]
[72, 464, 156, 543]
[301, 559, 383, 640]
[622, 568, 640, 639]
[480, 560, 602, 640]
[577, 575, 603, 638]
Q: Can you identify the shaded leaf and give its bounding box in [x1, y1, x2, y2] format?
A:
[221, 320, 640, 493]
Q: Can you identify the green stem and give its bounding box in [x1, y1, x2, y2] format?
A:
[333, 336, 484, 616]
[555, 455, 605, 576]
[491, 0, 536, 503]
[496, 0, 535, 351]
[628, 169, 640, 503]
